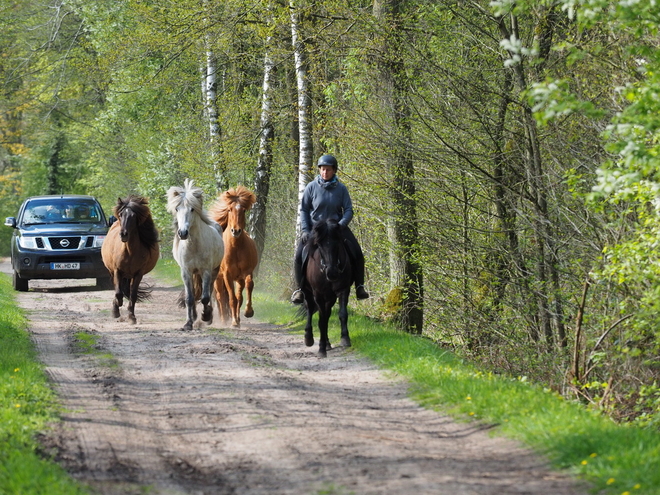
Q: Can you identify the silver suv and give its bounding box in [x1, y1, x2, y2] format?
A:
[5, 195, 112, 291]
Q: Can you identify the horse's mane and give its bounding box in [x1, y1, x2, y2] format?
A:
[311, 218, 341, 246]
[166, 178, 216, 227]
[210, 185, 256, 231]
[115, 195, 159, 249]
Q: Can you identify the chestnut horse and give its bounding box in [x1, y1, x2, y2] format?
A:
[301, 219, 354, 357]
[101, 196, 160, 324]
[167, 179, 224, 331]
[209, 186, 258, 328]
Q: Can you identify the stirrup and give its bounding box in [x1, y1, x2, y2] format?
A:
[356, 285, 369, 300]
[291, 289, 305, 304]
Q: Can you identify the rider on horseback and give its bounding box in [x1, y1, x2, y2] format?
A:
[291, 154, 370, 304]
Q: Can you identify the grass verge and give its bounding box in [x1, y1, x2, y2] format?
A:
[0, 274, 90, 495]
[253, 290, 660, 495]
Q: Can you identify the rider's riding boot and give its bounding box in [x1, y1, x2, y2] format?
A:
[291, 260, 305, 304]
[356, 285, 370, 300]
[291, 289, 305, 304]
[344, 237, 370, 300]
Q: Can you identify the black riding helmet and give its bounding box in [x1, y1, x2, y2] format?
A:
[317, 154, 338, 169]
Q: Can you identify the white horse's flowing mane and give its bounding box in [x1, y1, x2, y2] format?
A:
[166, 178, 217, 227]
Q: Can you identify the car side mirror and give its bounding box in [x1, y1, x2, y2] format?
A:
[108, 215, 117, 227]
[4, 217, 16, 228]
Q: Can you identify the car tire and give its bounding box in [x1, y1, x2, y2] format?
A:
[97, 277, 114, 290]
[13, 271, 28, 292]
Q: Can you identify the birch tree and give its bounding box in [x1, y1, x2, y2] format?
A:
[203, 0, 226, 192]
[290, 0, 314, 239]
[251, 13, 276, 261]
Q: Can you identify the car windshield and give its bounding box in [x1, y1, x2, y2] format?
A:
[22, 201, 102, 225]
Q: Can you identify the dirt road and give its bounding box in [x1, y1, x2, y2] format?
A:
[2, 260, 587, 494]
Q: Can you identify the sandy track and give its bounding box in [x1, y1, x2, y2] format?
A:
[1, 260, 587, 494]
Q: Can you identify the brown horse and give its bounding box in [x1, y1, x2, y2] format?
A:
[101, 196, 160, 324]
[209, 186, 259, 328]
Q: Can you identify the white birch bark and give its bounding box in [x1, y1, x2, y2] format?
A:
[290, 1, 313, 238]
[203, 0, 224, 191]
[251, 33, 275, 261]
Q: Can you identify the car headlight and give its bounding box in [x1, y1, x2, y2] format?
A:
[94, 235, 106, 248]
[18, 236, 38, 249]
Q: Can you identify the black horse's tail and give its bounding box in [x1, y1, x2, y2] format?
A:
[120, 278, 153, 302]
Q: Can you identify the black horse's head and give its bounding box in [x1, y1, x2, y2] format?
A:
[311, 219, 350, 283]
[114, 196, 159, 248]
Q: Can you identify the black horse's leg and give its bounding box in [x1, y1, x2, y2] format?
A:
[112, 271, 122, 318]
[304, 291, 317, 347]
[338, 289, 351, 347]
[318, 300, 333, 358]
[127, 273, 143, 325]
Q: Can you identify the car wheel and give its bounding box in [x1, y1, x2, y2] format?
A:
[13, 271, 28, 292]
[97, 277, 114, 290]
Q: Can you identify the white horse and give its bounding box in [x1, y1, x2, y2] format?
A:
[166, 179, 224, 331]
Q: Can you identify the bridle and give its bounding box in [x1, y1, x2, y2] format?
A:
[316, 238, 347, 276]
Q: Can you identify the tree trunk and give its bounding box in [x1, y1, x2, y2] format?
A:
[374, 0, 423, 334]
[251, 32, 275, 265]
[498, 12, 565, 348]
[290, 0, 314, 239]
[47, 132, 64, 195]
[203, 0, 226, 192]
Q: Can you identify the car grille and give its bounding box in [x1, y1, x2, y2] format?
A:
[48, 236, 82, 249]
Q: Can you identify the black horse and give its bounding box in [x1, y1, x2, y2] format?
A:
[301, 218, 354, 357]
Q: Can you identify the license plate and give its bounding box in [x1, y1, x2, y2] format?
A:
[51, 262, 80, 270]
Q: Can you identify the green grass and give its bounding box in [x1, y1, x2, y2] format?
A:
[150, 257, 183, 286]
[71, 332, 119, 369]
[253, 290, 660, 495]
[0, 275, 90, 495]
